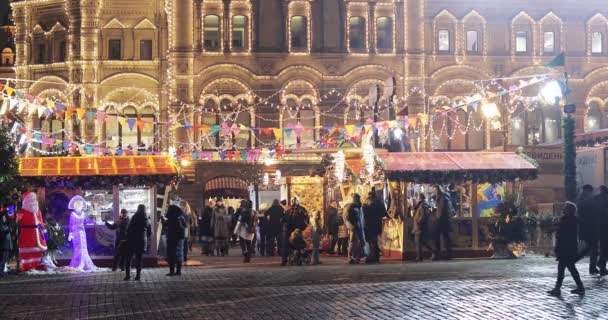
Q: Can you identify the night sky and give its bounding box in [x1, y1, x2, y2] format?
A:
[0, 0, 11, 48]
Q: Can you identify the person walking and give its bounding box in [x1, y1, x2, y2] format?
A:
[433, 186, 454, 260]
[281, 196, 309, 266]
[413, 194, 434, 261]
[234, 200, 257, 263]
[345, 193, 367, 264]
[0, 211, 12, 277]
[310, 211, 322, 265]
[266, 199, 285, 256]
[211, 198, 230, 257]
[199, 200, 214, 255]
[363, 190, 387, 263]
[325, 201, 339, 254]
[577, 184, 599, 275]
[257, 210, 270, 256]
[125, 204, 152, 281]
[182, 201, 198, 257]
[105, 209, 130, 271]
[165, 204, 187, 276]
[336, 212, 349, 255]
[595, 185, 608, 276]
[548, 202, 585, 296]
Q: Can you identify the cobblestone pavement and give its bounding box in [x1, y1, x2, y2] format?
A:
[0, 255, 606, 320]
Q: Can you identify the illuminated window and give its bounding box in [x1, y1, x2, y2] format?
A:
[543, 31, 554, 53]
[592, 32, 603, 54]
[204, 15, 221, 50]
[376, 17, 392, 50]
[232, 15, 248, 50]
[291, 16, 307, 49]
[349, 17, 366, 50]
[466, 30, 478, 52]
[140, 40, 153, 60]
[438, 29, 450, 52]
[109, 39, 121, 60]
[515, 32, 527, 53]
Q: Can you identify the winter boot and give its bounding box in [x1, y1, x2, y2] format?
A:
[176, 262, 182, 275]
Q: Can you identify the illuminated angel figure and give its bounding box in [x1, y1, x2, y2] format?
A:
[67, 196, 98, 271]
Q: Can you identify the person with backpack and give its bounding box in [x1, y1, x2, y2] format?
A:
[413, 193, 434, 261]
[165, 204, 187, 276]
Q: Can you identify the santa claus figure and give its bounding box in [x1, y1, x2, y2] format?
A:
[17, 192, 48, 271]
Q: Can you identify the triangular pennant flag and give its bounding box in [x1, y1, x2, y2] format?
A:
[544, 52, 565, 68]
[18, 101, 27, 113]
[118, 117, 127, 128]
[0, 99, 7, 115]
[63, 141, 71, 151]
[106, 114, 116, 122]
[184, 120, 192, 129]
[408, 116, 418, 129]
[85, 145, 93, 155]
[86, 110, 96, 123]
[201, 124, 211, 136]
[136, 119, 146, 131]
[221, 122, 230, 136]
[210, 124, 220, 136]
[37, 106, 46, 118]
[231, 123, 240, 136]
[345, 125, 355, 135]
[76, 108, 86, 120]
[127, 118, 136, 132]
[66, 106, 75, 118]
[5, 86, 13, 96]
[56, 103, 65, 112]
[46, 99, 55, 109]
[273, 128, 283, 139]
[240, 149, 248, 160]
[294, 122, 303, 138]
[284, 128, 293, 137]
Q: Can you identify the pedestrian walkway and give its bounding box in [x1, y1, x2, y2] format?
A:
[0, 256, 606, 319]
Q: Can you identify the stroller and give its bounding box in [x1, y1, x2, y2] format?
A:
[288, 228, 312, 266]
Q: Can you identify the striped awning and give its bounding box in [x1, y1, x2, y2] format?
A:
[204, 176, 249, 199]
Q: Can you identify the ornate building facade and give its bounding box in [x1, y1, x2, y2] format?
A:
[0, 0, 16, 80]
[8, 0, 608, 154]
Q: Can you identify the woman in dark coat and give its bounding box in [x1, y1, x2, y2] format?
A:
[548, 202, 585, 296]
[125, 204, 152, 281]
[0, 212, 13, 277]
[165, 205, 187, 276]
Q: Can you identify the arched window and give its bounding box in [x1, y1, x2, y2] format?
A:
[234, 106, 250, 148]
[544, 108, 560, 143]
[466, 30, 478, 52]
[349, 17, 366, 50]
[526, 109, 543, 145]
[201, 99, 219, 149]
[586, 101, 603, 132]
[515, 31, 528, 53]
[290, 16, 307, 49]
[300, 99, 315, 147]
[376, 17, 392, 50]
[232, 15, 248, 50]
[438, 29, 450, 52]
[204, 15, 221, 51]
[592, 32, 603, 54]
[122, 106, 138, 148]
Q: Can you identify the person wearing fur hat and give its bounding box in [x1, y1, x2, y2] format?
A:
[16, 192, 48, 272]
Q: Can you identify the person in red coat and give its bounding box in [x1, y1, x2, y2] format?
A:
[17, 192, 48, 272]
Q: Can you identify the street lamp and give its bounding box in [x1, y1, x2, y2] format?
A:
[540, 80, 563, 105]
[482, 102, 502, 150]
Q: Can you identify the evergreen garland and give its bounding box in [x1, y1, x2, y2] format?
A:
[562, 116, 577, 201]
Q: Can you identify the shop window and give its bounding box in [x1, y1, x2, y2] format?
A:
[109, 39, 121, 60]
[438, 29, 450, 52]
[515, 31, 527, 53]
[466, 30, 478, 52]
[592, 32, 603, 54]
[376, 17, 392, 50]
[204, 15, 221, 50]
[290, 16, 308, 49]
[37, 44, 46, 63]
[140, 40, 153, 60]
[349, 17, 366, 50]
[232, 15, 248, 50]
[543, 31, 554, 54]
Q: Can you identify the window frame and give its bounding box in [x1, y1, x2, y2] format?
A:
[466, 30, 479, 53]
[139, 39, 153, 60]
[108, 39, 122, 60]
[437, 29, 451, 53]
[543, 31, 555, 54]
[515, 31, 528, 53]
[203, 14, 222, 51]
[290, 15, 308, 51]
[592, 31, 603, 55]
[376, 16, 393, 51]
[349, 16, 366, 51]
[231, 15, 248, 51]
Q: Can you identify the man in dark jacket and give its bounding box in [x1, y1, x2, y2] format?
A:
[265, 199, 284, 256]
[595, 185, 608, 276]
[576, 184, 599, 274]
[199, 200, 214, 255]
[346, 193, 366, 264]
[548, 202, 585, 296]
[280, 196, 309, 265]
[165, 205, 187, 276]
[363, 191, 388, 263]
[0, 212, 12, 277]
[433, 186, 454, 260]
[125, 204, 152, 281]
[105, 209, 130, 271]
[325, 201, 339, 254]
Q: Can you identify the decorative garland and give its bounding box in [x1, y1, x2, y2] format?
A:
[23, 174, 177, 190]
[383, 169, 538, 185]
[562, 116, 577, 201]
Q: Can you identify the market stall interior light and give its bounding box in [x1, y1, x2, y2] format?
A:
[180, 159, 190, 167]
[540, 80, 563, 104]
[481, 102, 500, 119]
[392, 127, 404, 140]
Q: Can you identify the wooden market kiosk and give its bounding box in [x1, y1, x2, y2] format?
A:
[19, 155, 178, 267]
[377, 152, 538, 260]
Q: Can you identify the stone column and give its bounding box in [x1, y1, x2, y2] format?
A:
[223, 0, 231, 52]
[194, 0, 203, 51]
[368, 2, 376, 54]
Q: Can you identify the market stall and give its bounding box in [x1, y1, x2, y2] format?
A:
[377, 151, 538, 260]
[19, 155, 177, 267]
